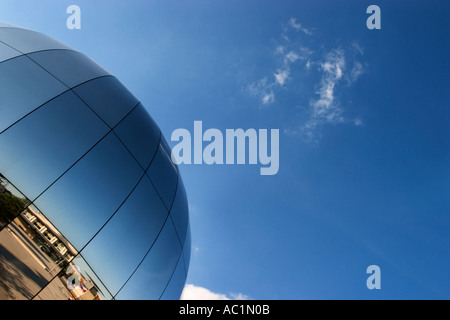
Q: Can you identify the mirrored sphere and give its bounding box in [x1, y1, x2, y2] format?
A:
[0, 22, 190, 300]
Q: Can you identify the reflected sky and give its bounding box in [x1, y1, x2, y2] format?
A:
[0, 27, 71, 54]
[169, 178, 189, 244]
[114, 218, 182, 300]
[0, 90, 109, 201]
[0, 41, 21, 63]
[73, 76, 139, 128]
[147, 138, 179, 210]
[114, 103, 161, 171]
[0, 55, 67, 134]
[80, 174, 169, 295]
[160, 253, 187, 300]
[0, 25, 190, 300]
[33, 131, 144, 250]
[28, 49, 111, 88]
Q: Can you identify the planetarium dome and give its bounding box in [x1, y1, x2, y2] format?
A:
[0, 21, 190, 300]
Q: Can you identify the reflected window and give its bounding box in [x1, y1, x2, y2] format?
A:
[0, 205, 77, 300]
[34, 255, 112, 300]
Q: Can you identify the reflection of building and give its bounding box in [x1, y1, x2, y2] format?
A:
[0, 21, 190, 300]
[0, 175, 12, 196]
[20, 206, 77, 263]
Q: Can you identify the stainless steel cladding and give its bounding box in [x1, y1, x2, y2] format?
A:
[0, 22, 190, 300]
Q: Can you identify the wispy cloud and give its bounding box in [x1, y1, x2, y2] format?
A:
[262, 91, 275, 104]
[302, 49, 346, 136]
[274, 69, 289, 86]
[248, 77, 275, 106]
[181, 284, 249, 300]
[349, 61, 364, 84]
[247, 18, 365, 141]
[248, 43, 311, 106]
[301, 48, 366, 140]
[354, 118, 363, 127]
[288, 17, 312, 35]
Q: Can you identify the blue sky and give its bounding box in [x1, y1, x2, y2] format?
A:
[1, 0, 449, 299]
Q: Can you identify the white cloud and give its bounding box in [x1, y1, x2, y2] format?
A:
[249, 19, 315, 106]
[248, 77, 271, 105]
[248, 44, 305, 105]
[349, 61, 364, 83]
[284, 51, 300, 63]
[305, 59, 311, 69]
[181, 284, 249, 300]
[247, 18, 365, 139]
[288, 17, 312, 35]
[262, 91, 275, 104]
[302, 49, 364, 138]
[299, 49, 348, 139]
[351, 42, 364, 55]
[312, 49, 346, 118]
[289, 17, 301, 30]
[354, 118, 363, 126]
[275, 45, 285, 55]
[248, 77, 276, 106]
[274, 69, 289, 86]
[321, 49, 345, 80]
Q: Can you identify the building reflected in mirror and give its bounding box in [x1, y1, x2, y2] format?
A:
[0, 22, 190, 300]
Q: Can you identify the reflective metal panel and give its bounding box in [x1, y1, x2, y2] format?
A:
[0, 21, 21, 28]
[34, 132, 143, 250]
[0, 23, 190, 300]
[169, 179, 189, 244]
[73, 76, 139, 128]
[0, 28, 72, 54]
[183, 221, 191, 275]
[114, 220, 182, 300]
[0, 173, 31, 230]
[80, 175, 168, 295]
[28, 50, 111, 88]
[114, 104, 161, 170]
[0, 205, 78, 300]
[160, 254, 187, 300]
[0, 55, 67, 133]
[147, 139, 179, 210]
[0, 42, 22, 63]
[33, 255, 113, 300]
[0, 91, 109, 201]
